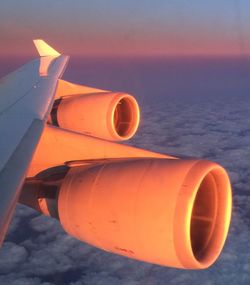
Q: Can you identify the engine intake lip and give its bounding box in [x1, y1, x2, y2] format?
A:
[174, 161, 232, 269]
[109, 94, 140, 140]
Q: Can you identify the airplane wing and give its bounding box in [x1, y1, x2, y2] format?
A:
[9, 40, 232, 270]
[0, 40, 69, 244]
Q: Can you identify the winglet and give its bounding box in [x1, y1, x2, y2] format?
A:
[33, 39, 61, 57]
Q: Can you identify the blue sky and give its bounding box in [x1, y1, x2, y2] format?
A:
[1, 0, 250, 56]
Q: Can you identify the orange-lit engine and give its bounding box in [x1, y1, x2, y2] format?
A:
[22, 157, 232, 269]
[50, 83, 140, 141]
[19, 78, 232, 270]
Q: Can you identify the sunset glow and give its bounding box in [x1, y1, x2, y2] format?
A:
[1, 0, 250, 57]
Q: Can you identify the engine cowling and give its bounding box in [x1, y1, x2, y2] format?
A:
[56, 158, 232, 269]
[50, 92, 140, 141]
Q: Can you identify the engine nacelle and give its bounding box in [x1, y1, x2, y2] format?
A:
[50, 92, 140, 141]
[56, 158, 231, 269]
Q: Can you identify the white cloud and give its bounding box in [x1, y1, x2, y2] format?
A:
[1, 58, 250, 284]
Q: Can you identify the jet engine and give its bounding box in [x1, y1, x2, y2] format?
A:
[19, 77, 232, 270]
[20, 77, 232, 270]
[50, 81, 140, 141]
[21, 157, 232, 269]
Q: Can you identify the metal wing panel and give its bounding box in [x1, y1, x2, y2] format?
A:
[0, 59, 41, 110]
[0, 55, 68, 171]
[0, 119, 43, 243]
[0, 49, 69, 244]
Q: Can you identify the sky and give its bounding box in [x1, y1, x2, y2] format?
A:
[1, 0, 250, 56]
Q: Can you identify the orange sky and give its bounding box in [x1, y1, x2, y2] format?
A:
[1, 1, 250, 57]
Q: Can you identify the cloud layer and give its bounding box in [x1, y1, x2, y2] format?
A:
[0, 58, 249, 284]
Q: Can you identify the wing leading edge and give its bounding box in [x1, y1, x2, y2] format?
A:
[0, 40, 69, 244]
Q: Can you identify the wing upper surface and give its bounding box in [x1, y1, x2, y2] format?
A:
[0, 41, 69, 243]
